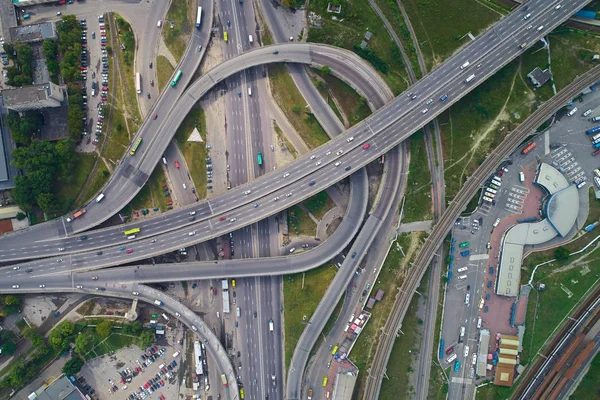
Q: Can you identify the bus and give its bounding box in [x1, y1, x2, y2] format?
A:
[458, 242, 469, 248]
[135, 72, 141, 94]
[521, 142, 536, 155]
[171, 70, 182, 87]
[124, 227, 141, 236]
[224, 31, 228, 42]
[239, 388, 244, 399]
[322, 376, 328, 387]
[130, 138, 143, 155]
[257, 152, 263, 166]
[196, 6, 202, 29]
[221, 374, 228, 387]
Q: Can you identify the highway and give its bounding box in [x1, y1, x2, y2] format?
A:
[361, 61, 600, 400]
[0, 0, 581, 264]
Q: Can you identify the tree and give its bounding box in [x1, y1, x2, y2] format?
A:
[50, 328, 65, 349]
[4, 295, 19, 306]
[138, 330, 155, 349]
[74, 334, 94, 355]
[8, 361, 26, 388]
[554, 246, 570, 261]
[130, 320, 143, 335]
[57, 321, 75, 337]
[62, 357, 84, 376]
[1, 341, 16, 356]
[320, 65, 331, 75]
[15, 212, 26, 221]
[96, 321, 113, 338]
[292, 104, 301, 113]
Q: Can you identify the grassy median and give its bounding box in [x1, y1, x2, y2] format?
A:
[403, 130, 433, 222]
[162, 0, 194, 61]
[283, 263, 338, 369]
[173, 106, 208, 198]
[156, 55, 175, 92]
[287, 205, 316, 236]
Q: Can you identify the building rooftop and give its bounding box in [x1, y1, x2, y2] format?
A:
[2, 84, 51, 107]
[10, 21, 55, 43]
[476, 329, 490, 377]
[331, 370, 357, 400]
[28, 375, 85, 400]
[545, 185, 579, 237]
[527, 67, 552, 88]
[535, 163, 569, 194]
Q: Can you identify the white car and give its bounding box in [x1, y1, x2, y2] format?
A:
[132, 291, 139, 296]
[464, 345, 470, 357]
[425, 98, 433, 105]
[56, 258, 63, 263]
[526, 25, 532, 30]
[421, 108, 428, 114]
[335, 161, 341, 167]
[336, 150, 343, 156]
[523, 13, 531, 19]
[289, 248, 296, 253]
[346, 137, 354, 143]
[76, 285, 83, 289]
[286, 193, 293, 197]
[273, 197, 280, 201]
[188, 231, 196, 236]
[12, 285, 19, 289]
[13, 266, 20, 270]
[191, 325, 198, 331]
[58, 247, 65, 251]
[175, 312, 181, 317]
[244, 190, 252, 195]
[230, 218, 236, 222]
[472, 353, 477, 365]
[283, 173, 290, 178]
[310, 155, 316, 160]
[39, 284, 46, 288]
[315, 161, 322, 166]
[189, 211, 196, 215]
[325, 151, 331, 156]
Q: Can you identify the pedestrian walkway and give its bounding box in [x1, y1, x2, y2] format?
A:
[397, 220, 432, 233]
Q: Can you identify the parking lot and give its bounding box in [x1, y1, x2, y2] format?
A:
[77, 338, 183, 400]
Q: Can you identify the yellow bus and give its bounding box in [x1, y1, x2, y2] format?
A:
[124, 227, 141, 236]
[224, 31, 228, 42]
[232, 279, 236, 289]
[322, 376, 328, 387]
[239, 389, 244, 399]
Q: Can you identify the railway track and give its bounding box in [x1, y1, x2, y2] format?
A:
[362, 64, 600, 399]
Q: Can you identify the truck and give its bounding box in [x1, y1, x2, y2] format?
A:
[221, 279, 229, 290]
[307, 389, 313, 399]
[196, 6, 202, 29]
[465, 74, 475, 83]
[67, 208, 87, 222]
[269, 319, 274, 332]
[154, 300, 164, 306]
[220, 374, 227, 387]
[584, 221, 599, 232]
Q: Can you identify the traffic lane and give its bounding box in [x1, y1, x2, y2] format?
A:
[0, 3, 578, 254]
[163, 140, 197, 205]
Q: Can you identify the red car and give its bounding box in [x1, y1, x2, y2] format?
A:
[153, 345, 158, 352]
[153, 114, 158, 120]
[160, 380, 164, 386]
[150, 80, 154, 86]
[219, 216, 226, 221]
[445, 346, 454, 355]
[159, 395, 166, 400]
[101, 32, 106, 37]
[362, 143, 371, 150]
[174, 161, 179, 168]
[126, 249, 133, 254]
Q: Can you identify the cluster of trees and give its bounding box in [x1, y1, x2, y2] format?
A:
[5, 111, 43, 146]
[0, 294, 21, 316]
[10, 131, 75, 213]
[42, 39, 60, 83]
[3, 43, 33, 86]
[116, 16, 135, 66]
[0, 324, 52, 389]
[56, 15, 84, 82]
[353, 45, 388, 74]
[67, 82, 86, 138]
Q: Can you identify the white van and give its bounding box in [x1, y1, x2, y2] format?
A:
[96, 193, 105, 203]
[173, 351, 180, 358]
[249, 35, 253, 43]
[460, 61, 470, 69]
[127, 235, 136, 240]
[248, 87, 252, 96]
[519, 171, 525, 182]
[457, 267, 468, 273]
[162, 157, 167, 165]
[465, 74, 475, 83]
[567, 107, 578, 116]
[157, 20, 162, 28]
[465, 293, 470, 305]
[162, 313, 169, 321]
[478, 297, 484, 309]
[236, 307, 241, 317]
[457, 274, 468, 280]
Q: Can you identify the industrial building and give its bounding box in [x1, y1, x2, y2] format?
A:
[1, 82, 64, 112]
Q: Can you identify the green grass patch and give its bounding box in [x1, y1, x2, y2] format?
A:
[307, 0, 409, 94]
[380, 274, 428, 399]
[441, 61, 519, 198]
[75, 160, 111, 208]
[309, 75, 343, 122]
[403, 130, 433, 222]
[283, 264, 338, 369]
[55, 152, 97, 214]
[269, 63, 330, 149]
[313, 68, 372, 126]
[351, 232, 426, 397]
[520, 261, 600, 365]
[323, 294, 344, 336]
[461, 188, 482, 216]
[304, 191, 335, 220]
[475, 382, 514, 400]
[130, 165, 170, 211]
[162, 0, 194, 61]
[101, 103, 131, 162]
[274, 121, 298, 158]
[373, 0, 421, 77]
[105, 333, 137, 349]
[15, 318, 27, 330]
[569, 351, 600, 400]
[550, 29, 600, 91]
[287, 205, 317, 237]
[401, 0, 502, 70]
[173, 106, 207, 198]
[156, 55, 175, 92]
